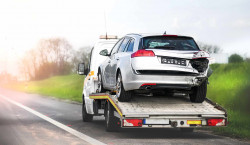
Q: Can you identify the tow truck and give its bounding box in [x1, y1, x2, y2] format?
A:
[78, 35, 227, 132]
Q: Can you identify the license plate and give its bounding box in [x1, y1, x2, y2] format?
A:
[187, 120, 201, 125]
[143, 118, 170, 125]
[161, 57, 186, 66]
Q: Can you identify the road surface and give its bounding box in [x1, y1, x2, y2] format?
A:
[0, 88, 249, 145]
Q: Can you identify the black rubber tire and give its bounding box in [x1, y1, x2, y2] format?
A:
[180, 128, 194, 132]
[190, 80, 207, 103]
[116, 72, 132, 102]
[105, 101, 120, 132]
[82, 102, 93, 122]
[97, 70, 105, 93]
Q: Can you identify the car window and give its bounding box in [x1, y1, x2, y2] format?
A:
[142, 36, 199, 51]
[110, 38, 124, 55]
[118, 37, 130, 52]
[126, 39, 135, 52]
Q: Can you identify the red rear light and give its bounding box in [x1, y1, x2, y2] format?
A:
[131, 49, 155, 58]
[207, 119, 226, 126]
[141, 83, 156, 87]
[123, 119, 142, 127]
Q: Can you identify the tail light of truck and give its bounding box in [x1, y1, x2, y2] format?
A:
[123, 119, 142, 127]
[207, 119, 226, 126]
[131, 50, 155, 58]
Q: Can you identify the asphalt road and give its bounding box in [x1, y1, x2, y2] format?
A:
[0, 88, 249, 145]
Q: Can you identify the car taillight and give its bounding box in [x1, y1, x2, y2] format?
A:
[123, 119, 142, 127]
[131, 50, 155, 58]
[141, 83, 156, 87]
[207, 119, 226, 126]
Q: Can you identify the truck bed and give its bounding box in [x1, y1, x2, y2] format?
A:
[90, 93, 226, 118]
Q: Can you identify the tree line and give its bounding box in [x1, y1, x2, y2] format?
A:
[20, 38, 90, 80]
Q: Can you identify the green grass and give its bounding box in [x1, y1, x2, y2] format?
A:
[205, 63, 250, 139]
[2, 63, 250, 139]
[2, 74, 85, 102]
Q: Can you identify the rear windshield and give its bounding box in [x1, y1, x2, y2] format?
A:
[142, 36, 199, 51]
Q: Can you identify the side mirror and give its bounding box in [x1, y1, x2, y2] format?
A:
[78, 63, 86, 75]
[99, 49, 110, 56]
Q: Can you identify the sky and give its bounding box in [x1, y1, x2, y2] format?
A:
[0, 0, 250, 75]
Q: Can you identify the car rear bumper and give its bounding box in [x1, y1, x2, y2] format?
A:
[123, 73, 207, 91]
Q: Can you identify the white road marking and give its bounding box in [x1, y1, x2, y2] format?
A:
[0, 94, 106, 145]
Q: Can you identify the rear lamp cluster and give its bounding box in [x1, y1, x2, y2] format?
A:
[207, 119, 226, 126]
[123, 119, 142, 127]
[131, 49, 155, 58]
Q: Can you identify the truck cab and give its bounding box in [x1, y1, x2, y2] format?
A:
[78, 35, 118, 115]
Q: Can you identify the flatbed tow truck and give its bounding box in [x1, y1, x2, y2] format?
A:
[78, 35, 227, 132]
[88, 92, 227, 132]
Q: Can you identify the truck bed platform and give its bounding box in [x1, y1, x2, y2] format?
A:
[89, 93, 227, 128]
[90, 93, 226, 117]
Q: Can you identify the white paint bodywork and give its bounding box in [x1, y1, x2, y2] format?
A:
[83, 39, 118, 114]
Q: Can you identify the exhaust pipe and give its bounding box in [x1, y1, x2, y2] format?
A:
[145, 86, 152, 90]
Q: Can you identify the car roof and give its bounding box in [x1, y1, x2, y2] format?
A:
[126, 33, 193, 39]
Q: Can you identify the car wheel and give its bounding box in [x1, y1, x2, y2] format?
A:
[82, 102, 93, 122]
[116, 72, 132, 102]
[105, 101, 120, 132]
[97, 70, 105, 93]
[189, 79, 207, 103]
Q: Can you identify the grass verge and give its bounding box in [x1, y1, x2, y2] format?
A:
[204, 63, 250, 139]
[2, 74, 84, 102]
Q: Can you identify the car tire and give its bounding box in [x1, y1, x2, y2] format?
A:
[116, 72, 132, 102]
[97, 70, 105, 93]
[180, 128, 194, 132]
[82, 102, 93, 122]
[189, 79, 207, 103]
[105, 101, 120, 132]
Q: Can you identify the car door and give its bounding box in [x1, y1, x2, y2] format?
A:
[109, 37, 130, 88]
[104, 38, 124, 88]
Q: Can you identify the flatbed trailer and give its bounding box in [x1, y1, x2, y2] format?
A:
[88, 93, 227, 131]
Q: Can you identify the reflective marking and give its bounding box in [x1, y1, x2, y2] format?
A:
[0, 94, 106, 145]
[187, 120, 202, 125]
[89, 95, 123, 117]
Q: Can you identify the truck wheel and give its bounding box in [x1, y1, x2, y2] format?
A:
[180, 128, 194, 132]
[97, 70, 105, 93]
[116, 72, 132, 102]
[189, 80, 207, 103]
[82, 103, 93, 122]
[105, 101, 120, 132]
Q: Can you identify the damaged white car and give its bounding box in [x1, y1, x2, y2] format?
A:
[98, 34, 212, 103]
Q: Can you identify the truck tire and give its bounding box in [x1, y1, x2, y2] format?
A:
[116, 72, 132, 102]
[189, 80, 207, 103]
[82, 102, 93, 122]
[97, 70, 105, 93]
[180, 128, 194, 132]
[105, 101, 120, 132]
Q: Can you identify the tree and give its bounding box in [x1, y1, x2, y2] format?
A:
[71, 46, 91, 72]
[19, 38, 74, 80]
[228, 54, 244, 63]
[197, 42, 221, 54]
